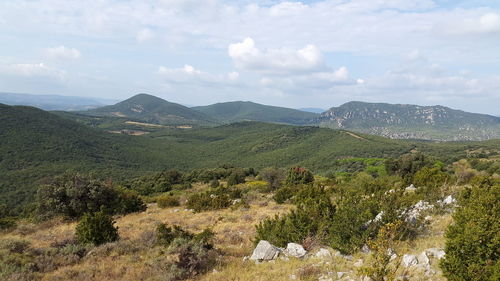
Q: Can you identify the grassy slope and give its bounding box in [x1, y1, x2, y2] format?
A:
[1, 182, 451, 281]
[192, 101, 318, 125]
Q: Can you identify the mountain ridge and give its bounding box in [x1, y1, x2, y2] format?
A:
[317, 101, 500, 141]
[192, 101, 318, 125]
[79, 93, 217, 126]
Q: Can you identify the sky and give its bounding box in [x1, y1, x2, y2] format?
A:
[0, 0, 499, 114]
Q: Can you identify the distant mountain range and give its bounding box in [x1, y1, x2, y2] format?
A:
[4, 92, 500, 141]
[317, 101, 500, 141]
[0, 92, 116, 111]
[192, 101, 318, 125]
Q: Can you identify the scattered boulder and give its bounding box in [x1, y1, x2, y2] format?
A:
[284, 243, 307, 258]
[315, 248, 332, 259]
[405, 184, 417, 192]
[337, 272, 346, 279]
[361, 244, 371, 254]
[402, 254, 418, 267]
[425, 248, 446, 260]
[387, 248, 397, 261]
[403, 200, 433, 224]
[354, 259, 364, 267]
[417, 251, 430, 268]
[250, 240, 281, 261]
[443, 195, 456, 205]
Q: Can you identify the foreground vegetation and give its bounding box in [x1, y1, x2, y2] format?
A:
[0, 150, 498, 280]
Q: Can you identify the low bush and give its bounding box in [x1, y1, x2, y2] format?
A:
[440, 182, 500, 281]
[75, 211, 119, 246]
[259, 167, 285, 190]
[186, 188, 237, 212]
[256, 186, 335, 247]
[285, 166, 314, 185]
[36, 172, 146, 219]
[156, 194, 180, 208]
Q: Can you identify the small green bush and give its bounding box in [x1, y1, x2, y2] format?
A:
[75, 211, 119, 246]
[440, 182, 500, 281]
[285, 166, 314, 185]
[186, 190, 232, 212]
[256, 186, 335, 247]
[156, 194, 180, 208]
[156, 224, 193, 247]
[0, 217, 17, 230]
[113, 187, 147, 214]
[227, 170, 246, 186]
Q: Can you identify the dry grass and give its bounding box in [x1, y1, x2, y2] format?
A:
[0, 183, 454, 281]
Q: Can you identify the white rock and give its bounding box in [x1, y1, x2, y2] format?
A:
[405, 184, 417, 192]
[337, 272, 346, 279]
[443, 195, 456, 205]
[318, 276, 333, 281]
[426, 248, 446, 260]
[354, 259, 364, 267]
[284, 243, 307, 258]
[402, 254, 418, 267]
[361, 244, 371, 253]
[250, 240, 281, 261]
[417, 251, 430, 266]
[387, 248, 397, 261]
[315, 248, 332, 258]
[290, 274, 297, 280]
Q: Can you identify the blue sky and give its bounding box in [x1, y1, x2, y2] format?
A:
[0, 0, 499, 114]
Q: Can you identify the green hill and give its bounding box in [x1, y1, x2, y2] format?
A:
[80, 93, 217, 127]
[2, 103, 499, 216]
[317, 101, 500, 141]
[192, 101, 318, 125]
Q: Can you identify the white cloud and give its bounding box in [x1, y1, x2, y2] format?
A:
[136, 28, 155, 42]
[227, 71, 239, 80]
[228, 37, 325, 74]
[441, 12, 500, 35]
[0, 62, 65, 79]
[158, 64, 241, 86]
[44, 46, 81, 60]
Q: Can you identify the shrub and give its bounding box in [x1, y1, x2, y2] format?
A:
[156, 224, 193, 247]
[440, 182, 500, 281]
[256, 186, 335, 247]
[273, 185, 300, 204]
[75, 211, 119, 246]
[286, 166, 314, 185]
[327, 196, 378, 254]
[36, 172, 117, 219]
[414, 167, 450, 201]
[186, 190, 232, 212]
[36, 172, 146, 219]
[259, 167, 285, 190]
[359, 222, 401, 281]
[227, 170, 246, 186]
[156, 194, 180, 208]
[113, 187, 147, 214]
[167, 239, 218, 280]
[0, 217, 17, 230]
[385, 153, 431, 184]
[209, 178, 219, 188]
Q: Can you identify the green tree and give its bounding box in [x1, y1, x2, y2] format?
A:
[75, 211, 119, 246]
[440, 182, 500, 281]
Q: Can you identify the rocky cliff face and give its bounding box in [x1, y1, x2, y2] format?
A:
[317, 102, 500, 141]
